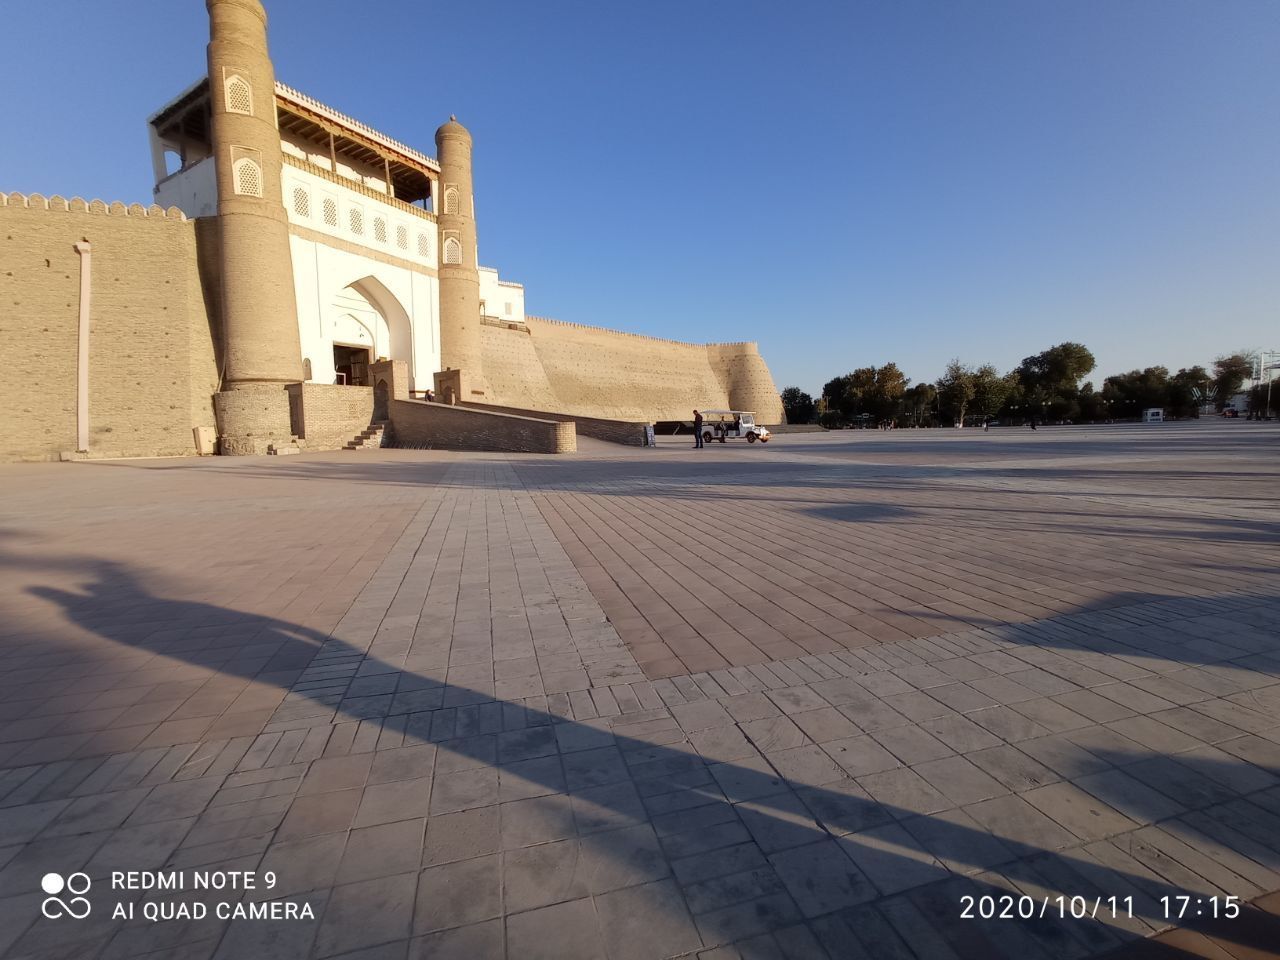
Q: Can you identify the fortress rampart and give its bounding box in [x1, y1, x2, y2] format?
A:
[480, 316, 785, 423]
[0, 193, 219, 461]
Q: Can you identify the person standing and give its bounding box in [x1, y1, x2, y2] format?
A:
[693, 410, 704, 448]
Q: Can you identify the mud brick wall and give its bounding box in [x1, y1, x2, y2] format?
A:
[0, 193, 219, 461]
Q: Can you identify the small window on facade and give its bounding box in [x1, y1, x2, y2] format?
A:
[504, 302, 512, 315]
[373, 217, 387, 243]
[225, 74, 253, 116]
[323, 197, 338, 227]
[417, 233, 430, 257]
[443, 186, 458, 215]
[443, 236, 462, 264]
[349, 206, 364, 235]
[396, 225, 408, 250]
[303, 358, 313, 380]
[233, 158, 262, 197]
[292, 187, 310, 218]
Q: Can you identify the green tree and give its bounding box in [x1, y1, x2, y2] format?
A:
[1078, 382, 1107, 421]
[1015, 342, 1095, 420]
[1102, 367, 1171, 418]
[779, 387, 816, 424]
[1168, 366, 1209, 419]
[871, 362, 909, 422]
[937, 360, 977, 425]
[903, 383, 937, 426]
[821, 375, 851, 425]
[970, 364, 1009, 420]
[1017, 342, 1096, 395]
[821, 364, 910, 425]
[1213, 354, 1253, 407]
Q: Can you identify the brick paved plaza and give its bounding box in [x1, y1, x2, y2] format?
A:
[2, 421, 1279, 959]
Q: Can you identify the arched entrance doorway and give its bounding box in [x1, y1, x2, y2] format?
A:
[327, 277, 412, 386]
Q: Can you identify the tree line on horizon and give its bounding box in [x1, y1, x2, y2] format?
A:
[779, 344, 1265, 427]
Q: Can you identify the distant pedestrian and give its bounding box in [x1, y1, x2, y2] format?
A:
[693, 410, 704, 449]
[983, 419, 989, 432]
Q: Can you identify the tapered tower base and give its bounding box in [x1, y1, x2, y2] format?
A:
[214, 382, 296, 455]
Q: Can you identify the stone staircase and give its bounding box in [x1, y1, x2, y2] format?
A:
[343, 421, 388, 452]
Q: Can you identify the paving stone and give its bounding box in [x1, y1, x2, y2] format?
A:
[569, 780, 648, 835]
[416, 854, 501, 933]
[428, 767, 500, 815]
[1074, 767, 1187, 824]
[1021, 781, 1139, 841]
[500, 792, 576, 848]
[870, 725, 954, 764]
[506, 897, 604, 960]
[822, 736, 902, 778]
[354, 775, 432, 827]
[722, 693, 783, 722]
[596, 878, 704, 960]
[694, 892, 803, 948]
[275, 787, 361, 840]
[788, 706, 862, 743]
[741, 716, 808, 753]
[962, 794, 1079, 851]
[503, 838, 590, 911]
[671, 700, 735, 731]
[856, 767, 953, 817]
[315, 873, 417, 957]
[337, 818, 425, 884]
[766, 745, 845, 786]
[422, 805, 499, 865]
[736, 791, 825, 853]
[709, 754, 788, 802]
[767, 686, 831, 714]
[561, 744, 629, 791]
[912, 755, 1008, 806]
[579, 822, 671, 892]
[408, 919, 502, 960]
[839, 821, 950, 896]
[769, 838, 877, 916]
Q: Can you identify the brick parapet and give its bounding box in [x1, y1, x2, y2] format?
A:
[460, 401, 649, 446]
[286, 383, 373, 450]
[388, 399, 574, 454]
[2, 191, 187, 219]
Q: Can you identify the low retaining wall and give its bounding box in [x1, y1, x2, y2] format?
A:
[388, 399, 575, 454]
[287, 383, 373, 450]
[461, 401, 650, 446]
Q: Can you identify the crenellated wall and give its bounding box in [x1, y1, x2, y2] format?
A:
[481, 316, 785, 424]
[0, 192, 220, 461]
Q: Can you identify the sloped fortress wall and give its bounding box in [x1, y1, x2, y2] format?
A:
[0, 194, 219, 461]
[481, 316, 784, 423]
[706, 342, 786, 424]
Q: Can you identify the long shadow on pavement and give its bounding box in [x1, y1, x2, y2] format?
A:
[2, 557, 1280, 959]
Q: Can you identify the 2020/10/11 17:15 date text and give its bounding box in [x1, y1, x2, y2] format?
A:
[960, 895, 1243, 921]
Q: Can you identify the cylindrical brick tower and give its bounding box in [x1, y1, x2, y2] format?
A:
[435, 116, 488, 398]
[207, 0, 304, 454]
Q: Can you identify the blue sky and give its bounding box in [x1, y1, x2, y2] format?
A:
[3, 0, 1277, 395]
